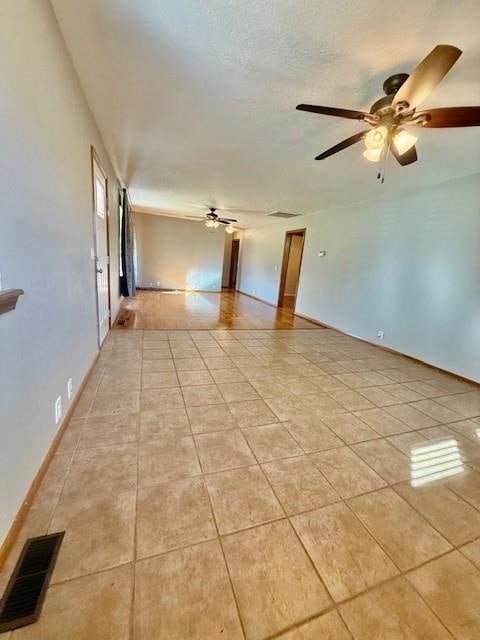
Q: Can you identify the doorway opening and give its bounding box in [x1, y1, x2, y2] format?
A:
[223, 235, 240, 290]
[278, 229, 305, 310]
[91, 148, 111, 345]
[229, 239, 240, 289]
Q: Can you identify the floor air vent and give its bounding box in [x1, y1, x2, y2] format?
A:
[0, 532, 64, 633]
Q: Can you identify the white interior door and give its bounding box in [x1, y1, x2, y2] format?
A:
[92, 156, 110, 345]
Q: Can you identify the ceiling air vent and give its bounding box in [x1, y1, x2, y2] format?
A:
[267, 211, 300, 219]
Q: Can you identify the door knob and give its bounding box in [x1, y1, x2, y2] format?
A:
[96, 268, 103, 274]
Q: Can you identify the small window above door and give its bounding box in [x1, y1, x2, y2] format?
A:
[95, 177, 106, 218]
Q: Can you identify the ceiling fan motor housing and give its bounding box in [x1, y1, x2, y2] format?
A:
[370, 74, 410, 116]
[383, 73, 409, 96]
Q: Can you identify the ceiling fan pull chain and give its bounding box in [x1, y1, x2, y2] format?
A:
[377, 144, 386, 180]
[381, 138, 393, 184]
[376, 139, 389, 183]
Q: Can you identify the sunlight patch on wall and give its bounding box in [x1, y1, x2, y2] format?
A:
[186, 270, 221, 291]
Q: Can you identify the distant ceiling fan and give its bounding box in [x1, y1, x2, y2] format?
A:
[296, 45, 480, 176]
[186, 207, 238, 230]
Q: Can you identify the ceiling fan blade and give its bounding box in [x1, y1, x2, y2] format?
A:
[296, 104, 369, 121]
[412, 106, 480, 128]
[219, 207, 266, 213]
[390, 144, 418, 166]
[393, 45, 462, 111]
[218, 218, 237, 223]
[315, 130, 370, 160]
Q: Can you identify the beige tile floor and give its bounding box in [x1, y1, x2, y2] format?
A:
[1, 328, 480, 639]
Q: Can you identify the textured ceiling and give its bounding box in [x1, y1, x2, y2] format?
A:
[52, 0, 480, 228]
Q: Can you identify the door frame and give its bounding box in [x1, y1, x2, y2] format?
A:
[277, 228, 306, 309]
[229, 238, 240, 289]
[91, 146, 111, 345]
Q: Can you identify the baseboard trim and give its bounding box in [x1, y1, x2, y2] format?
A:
[0, 351, 100, 569]
[111, 303, 122, 327]
[136, 287, 222, 293]
[236, 289, 273, 306]
[238, 290, 478, 385]
[237, 289, 328, 328]
[294, 311, 479, 386]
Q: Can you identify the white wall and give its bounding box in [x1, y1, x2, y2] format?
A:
[0, 0, 120, 542]
[135, 213, 226, 291]
[238, 174, 480, 382]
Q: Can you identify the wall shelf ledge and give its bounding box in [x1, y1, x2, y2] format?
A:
[0, 289, 24, 315]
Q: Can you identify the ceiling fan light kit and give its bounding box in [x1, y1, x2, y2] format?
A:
[189, 207, 238, 230]
[296, 44, 480, 179]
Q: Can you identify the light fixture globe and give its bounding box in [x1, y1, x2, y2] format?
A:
[393, 128, 418, 155]
[365, 125, 388, 149]
[225, 226, 235, 234]
[363, 147, 382, 162]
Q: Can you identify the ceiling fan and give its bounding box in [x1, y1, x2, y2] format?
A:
[186, 207, 238, 230]
[296, 45, 480, 175]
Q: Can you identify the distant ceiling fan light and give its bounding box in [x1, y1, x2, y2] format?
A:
[393, 129, 418, 155]
[362, 147, 383, 162]
[364, 125, 388, 149]
[225, 226, 235, 234]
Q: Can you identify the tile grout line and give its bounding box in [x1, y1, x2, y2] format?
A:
[129, 329, 144, 640]
[206, 333, 479, 637]
[208, 348, 476, 638]
[44, 362, 104, 534]
[235, 419, 341, 622]
[12, 328, 478, 639]
[185, 377, 248, 640]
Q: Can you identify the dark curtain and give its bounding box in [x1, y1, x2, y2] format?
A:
[120, 188, 136, 297]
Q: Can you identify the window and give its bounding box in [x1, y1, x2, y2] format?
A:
[118, 191, 124, 277]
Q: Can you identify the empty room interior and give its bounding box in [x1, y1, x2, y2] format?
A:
[2, 1, 480, 638]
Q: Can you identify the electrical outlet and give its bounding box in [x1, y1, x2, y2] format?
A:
[377, 330, 384, 340]
[54, 396, 62, 424]
[67, 378, 73, 400]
